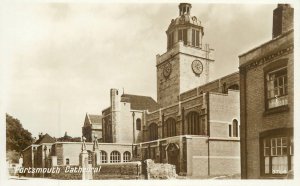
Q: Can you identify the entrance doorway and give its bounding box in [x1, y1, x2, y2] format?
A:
[166, 143, 180, 173]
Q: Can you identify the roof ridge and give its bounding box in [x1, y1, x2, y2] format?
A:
[121, 93, 155, 99]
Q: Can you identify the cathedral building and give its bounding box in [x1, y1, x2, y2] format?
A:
[82, 114, 103, 142]
[23, 3, 242, 179]
[97, 3, 241, 178]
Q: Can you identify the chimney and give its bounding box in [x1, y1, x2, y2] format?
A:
[272, 4, 294, 38]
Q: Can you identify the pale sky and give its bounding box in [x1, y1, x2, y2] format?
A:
[1, 2, 278, 138]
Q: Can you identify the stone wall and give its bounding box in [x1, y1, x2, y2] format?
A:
[145, 159, 177, 179]
[50, 163, 141, 180]
[93, 162, 141, 179]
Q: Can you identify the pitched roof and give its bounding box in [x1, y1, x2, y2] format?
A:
[121, 94, 160, 112]
[34, 133, 55, 144]
[88, 114, 102, 125]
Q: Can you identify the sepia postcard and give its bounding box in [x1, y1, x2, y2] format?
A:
[0, 0, 298, 186]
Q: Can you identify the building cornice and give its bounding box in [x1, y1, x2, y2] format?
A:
[239, 45, 293, 72]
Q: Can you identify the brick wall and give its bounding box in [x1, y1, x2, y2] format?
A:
[186, 136, 240, 178]
[244, 53, 293, 178]
[209, 140, 240, 176]
[239, 29, 293, 178]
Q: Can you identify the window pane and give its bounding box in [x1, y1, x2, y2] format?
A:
[277, 138, 282, 146]
[264, 139, 271, 156]
[282, 137, 287, 146]
[196, 30, 200, 47]
[265, 139, 271, 147]
[277, 147, 282, 155]
[271, 138, 276, 147]
[183, 29, 187, 45]
[178, 30, 182, 41]
[291, 156, 293, 171]
[279, 87, 284, 96]
[272, 147, 276, 156]
[265, 157, 270, 174]
[265, 148, 270, 156]
[282, 147, 287, 155]
[279, 77, 283, 86]
[272, 156, 288, 174]
[192, 29, 195, 46]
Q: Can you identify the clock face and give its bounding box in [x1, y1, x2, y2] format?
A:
[191, 60, 203, 75]
[163, 62, 172, 78]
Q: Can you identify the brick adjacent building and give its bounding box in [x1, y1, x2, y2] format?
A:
[239, 4, 294, 179]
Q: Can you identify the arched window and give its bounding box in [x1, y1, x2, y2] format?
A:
[187, 112, 201, 135]
[136, 118, 141, 131]
[233, 119, 238, 137]
[100, 150, 107, 163]
[166, 118, 176, 137]
[123, 151, 131, 162]
[110, 151, 121, 163]
[149, 123, 158, 141]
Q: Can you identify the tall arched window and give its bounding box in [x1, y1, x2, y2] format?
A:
[166, 118, 176, 137]
[100, 150, 107, 163]
[187, 112, 201, 135]
[136, 118, 141, 131]
[149, 123, 158, 141]
[123, 151, 131, 162]
[110, 151, 121, 163]
[233, 119, 238, 137]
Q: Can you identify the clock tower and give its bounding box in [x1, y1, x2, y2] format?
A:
[157, 3, 215, 107]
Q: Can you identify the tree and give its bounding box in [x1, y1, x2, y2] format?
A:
[6, 114, 34, 153]
[55, 131, 81, 142]
[6, 150, 20, 163]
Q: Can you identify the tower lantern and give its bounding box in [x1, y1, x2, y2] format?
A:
[179, 3, 192, 16]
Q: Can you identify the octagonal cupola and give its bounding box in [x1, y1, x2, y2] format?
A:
[166, 3, 204, 50]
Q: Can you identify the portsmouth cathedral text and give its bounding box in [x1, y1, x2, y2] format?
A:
[16, 167, 101, 174]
